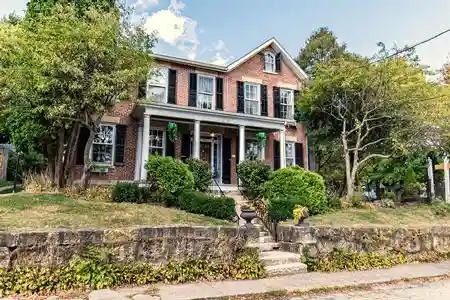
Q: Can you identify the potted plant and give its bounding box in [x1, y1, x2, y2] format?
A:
[240, 204, 257, 224]
[293, 205, 309, 226]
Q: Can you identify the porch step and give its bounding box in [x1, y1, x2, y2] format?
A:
[259, 231, 269, 237]
[260, 251, 300, 266]
[248, 242, 280, 252]
[259, 236, 274, 243]
[265, 262, 308, 277]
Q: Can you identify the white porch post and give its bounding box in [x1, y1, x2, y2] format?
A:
[279, 129, 286, 168]
[193, 120, 201, 159]
[239, 125, 245, 163]
[445, 156, 450, 203]
[427, 157, 435, 201]
[140, 113, 150, 181]
[134, 126, 143, 181]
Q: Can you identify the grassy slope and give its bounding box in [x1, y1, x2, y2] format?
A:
[0, 193, 231, 231]
[308, 204, 448, 227]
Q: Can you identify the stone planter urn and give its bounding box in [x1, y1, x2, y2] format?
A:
[240, 208, 257, 225]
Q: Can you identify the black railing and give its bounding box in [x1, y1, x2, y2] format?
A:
[212, 178, 225, 197]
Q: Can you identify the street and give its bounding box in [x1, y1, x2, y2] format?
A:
[294, 279, 450, 300]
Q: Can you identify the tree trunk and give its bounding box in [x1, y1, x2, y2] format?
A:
[81, 127, 95, 190]
[63, 124, 80, 186]
[342, 134, 354, 201]
[55, 128, 65, 188]
[47, 143, 56, 185]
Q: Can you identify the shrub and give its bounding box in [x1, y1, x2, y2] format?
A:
[380, 198, 395, 209]
[185, 158, 211, 192]
[267, 197, 298, 222]
[263, 166, 327, 215]
[111, 182, 151, 204]
[64, 185, 112, 202]
[237, 160, 271, 201]
[431, 199, 450, 216]
[23, 172, 56, 193]
[176, 190, 236, 220]
[146, 155, 194, 196]
[7, 150, 47, 182]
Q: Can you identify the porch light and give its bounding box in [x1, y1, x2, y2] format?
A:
[210, 132, 215, 137]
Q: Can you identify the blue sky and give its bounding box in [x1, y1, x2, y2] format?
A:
[2, 0, 450, 72]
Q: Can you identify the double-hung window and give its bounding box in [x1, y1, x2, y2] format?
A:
[197, 74, 215, 109]
[92, 124, 115, 165]
[149, 129, 166, 156]
[285, 142, 296, 167]
[244, 83, 260, 115]
[147, 67, 168, 103]
[245, 139, 264, 160]
[280, 89, 294, 120]
[264, 52, 276, 73]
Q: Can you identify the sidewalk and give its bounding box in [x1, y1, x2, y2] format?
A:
[155, 261, 450, 300]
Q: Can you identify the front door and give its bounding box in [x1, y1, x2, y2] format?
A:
[200, 141, 212, 166]
[198, 135, 222, 182]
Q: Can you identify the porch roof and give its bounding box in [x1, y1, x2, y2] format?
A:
[134, 103, 293, 130]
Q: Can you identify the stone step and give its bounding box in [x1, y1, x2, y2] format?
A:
[265, 262, 308, 277]
[260, 251, 300, 266]
[248, 242, 280, 252]
[259, 231, 269, 237]
[259, 236, 274, 243]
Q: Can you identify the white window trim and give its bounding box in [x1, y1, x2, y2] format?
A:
[285, 141, 296, 167]
[197, 73, 216, 110]
[263, 51, 276, 73]
[280, 88, 295, 120]
[245, 138, 265, 161]
[149, 127, 166, 156]
[147, 67, 169, 103]
[91, 124, 116, 166]
[244, 82, 261, 116]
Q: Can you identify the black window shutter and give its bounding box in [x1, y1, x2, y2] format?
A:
[76, 127, 90, 165]
[222, 138, 231, 184]
[166, 138, 175, 158]
[168, 69, 177, 104]
[216, 77, 224, 110]
[188, 73, 197, 107]
[275, 53, 281, 73]
[181, 134, 191, 161]
[237, 81, 245, 113]
[114, 125, 126, 166]
[273, 87, 281, 118]
[273, 140, 280, 170]
[260, 85, 268, 116]
[295, 143, 304, 167]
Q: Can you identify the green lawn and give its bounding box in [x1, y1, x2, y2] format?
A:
[308, 204, 449, 227]
[0, 193, 231, 231]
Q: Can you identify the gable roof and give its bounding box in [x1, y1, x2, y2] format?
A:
[153, 37, 308, 80]
[226, 37, 308, 80]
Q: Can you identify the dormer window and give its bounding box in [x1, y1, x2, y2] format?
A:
[264, 52, 276, 73]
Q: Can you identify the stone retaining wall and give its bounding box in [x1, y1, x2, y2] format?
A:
[0, 225, 258, 270]
[276, 225, 450, 255]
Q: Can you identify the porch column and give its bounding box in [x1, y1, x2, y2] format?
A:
[239, 125, 245, 163]
[193, 120, 200, 159]
[279, 128, 286, 168]
[445, 156, 450, 203]
[140, 113, 150, 181]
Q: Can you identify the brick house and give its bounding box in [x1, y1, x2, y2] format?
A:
[75, 38, 310, 188]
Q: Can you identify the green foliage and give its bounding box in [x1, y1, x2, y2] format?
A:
[325, 194, 342, 210]
[296, 27, 347, 78]
[237, 160, 272, 201]
[430, 200, 450, 217]
[26, 0, 116, 19]
[185, 158, 212, 192]
[351, 194, 365, 208]
[382, 191, 396, 200]
[111, 182, 151, 204]
[176, 190, 236, 220]
[380, 198, 396, 209]
[146, 155, 194, 196]
[293, 205, 308, 224]
[167, 122, 178, 142]
[263, 166, 327, 215]
[0, 247, 264, 296]
[6, 151, 47, 182]
[267, 197, 298, 222]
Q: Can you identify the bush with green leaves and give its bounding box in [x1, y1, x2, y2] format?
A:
[263, 166, 327, 215]
[0, 247, 264, 296]
[176, 190, 236, 220]
[267, 197, 299, 222]
[111, 182, 151, 204]
[146, 155, 194, 196]
[237, 160, 271, 201]
[185, 158, 212, 192]
[7, 150, 47, 182]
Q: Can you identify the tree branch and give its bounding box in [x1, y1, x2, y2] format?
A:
[357, 153, 390, 170]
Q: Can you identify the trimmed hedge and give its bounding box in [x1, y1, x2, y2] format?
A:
[264, 166, 327, 215]
[0, 248, 264, 296]
[267, 197, 299, 222]
[111, 182, 151, 204]
[176, 190, 236, 220]
[185, 158, 212, 192]
[237, 160, 271, 201]
[146, 155, 194, 196]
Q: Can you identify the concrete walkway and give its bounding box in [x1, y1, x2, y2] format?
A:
[156, 261, 450, 300]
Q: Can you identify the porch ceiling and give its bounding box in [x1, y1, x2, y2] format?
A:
[135, 103, 291, 130]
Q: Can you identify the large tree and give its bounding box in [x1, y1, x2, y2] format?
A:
[298, 53, 443, 200]
[0, 3, 155, 188]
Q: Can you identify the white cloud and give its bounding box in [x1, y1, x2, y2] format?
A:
[144, 0, 199, 59]
[207, 39, 234, 66]
[0, 0, 26, 18]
